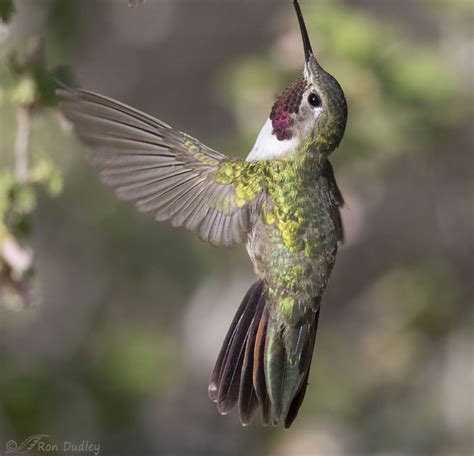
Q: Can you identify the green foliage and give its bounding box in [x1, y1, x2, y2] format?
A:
[0, 162, 63, 242]
[0, 34, 68, 307]
[8, 44, 73, 108]
[0, 0, 14, 23]
[30, 158, 64, 197]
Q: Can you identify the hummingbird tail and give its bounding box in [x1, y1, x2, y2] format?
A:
[265, 305, 320, 428]
[208, 280, 266, 424]
[209, 280, 320, 428]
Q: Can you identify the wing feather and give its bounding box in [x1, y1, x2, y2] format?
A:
[58, 88, 265, 246]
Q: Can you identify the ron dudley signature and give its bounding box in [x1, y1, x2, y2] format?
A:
[4, 435, 101, 455]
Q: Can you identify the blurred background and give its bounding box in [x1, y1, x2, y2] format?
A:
[0, 0, 472, 455]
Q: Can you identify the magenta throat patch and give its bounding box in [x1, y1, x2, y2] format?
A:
[270, 76, 306, 141]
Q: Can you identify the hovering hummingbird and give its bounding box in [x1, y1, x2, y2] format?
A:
[58, 0, 347, 428]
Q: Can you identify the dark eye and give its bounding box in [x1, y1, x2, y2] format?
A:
[308, 93, 322, 108]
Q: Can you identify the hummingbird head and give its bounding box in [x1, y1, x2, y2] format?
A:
[248, 0, 347, 162]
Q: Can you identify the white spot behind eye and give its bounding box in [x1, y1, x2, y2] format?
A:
[313, 106, 323, 118]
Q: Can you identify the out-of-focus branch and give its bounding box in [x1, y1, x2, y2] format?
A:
[14, 106, 30, 183]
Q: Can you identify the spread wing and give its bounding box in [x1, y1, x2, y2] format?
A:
[58, 88, 265, 246]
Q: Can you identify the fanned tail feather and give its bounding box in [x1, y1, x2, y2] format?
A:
[209, 280, 320, 428]
[209, 280, 264, 415]
[238, 292, 265, 425]
[284, 309, 319, 428]
[253, 306, 271, 426]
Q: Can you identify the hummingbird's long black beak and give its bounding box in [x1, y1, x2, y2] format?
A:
[294, 0, 313, 63]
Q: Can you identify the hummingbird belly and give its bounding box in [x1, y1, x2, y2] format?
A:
[247, 175, 338, 325]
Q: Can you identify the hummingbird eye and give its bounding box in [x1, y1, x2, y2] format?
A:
[308, 92, 322, 108]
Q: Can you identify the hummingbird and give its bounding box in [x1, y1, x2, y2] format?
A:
[58, 0, 347, 428]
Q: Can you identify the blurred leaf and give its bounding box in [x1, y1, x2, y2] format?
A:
[11, 76, 36, 106]
[0, 0, 14, 23]
[31, 158, 64, 197]
[0, 170, 15, 219]
[9, 183, 37, 215]
[7, 40, 74, 109]
[33, 64, 74, 107]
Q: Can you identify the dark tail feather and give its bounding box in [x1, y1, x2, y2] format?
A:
[208, 283, 252, 402]
[238, 292, 265, 425]
[209, 280, 264, 414]
[253, 305, 271, 425]
[209, 280, 319, 428]
[284, 308, 320, 429]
